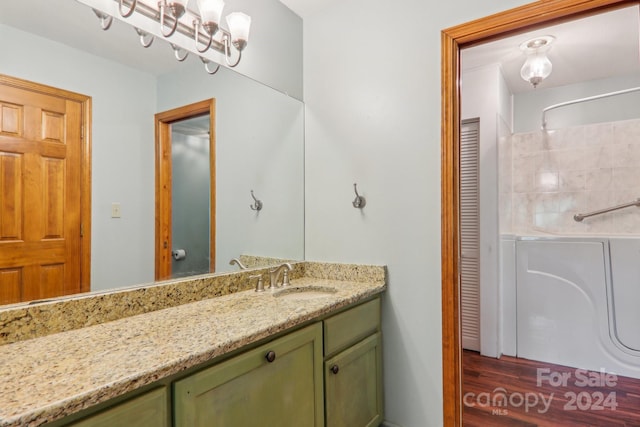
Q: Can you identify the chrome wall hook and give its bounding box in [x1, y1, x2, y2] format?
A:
[250, 190, 263, 211]
[352, 183, 366, 208]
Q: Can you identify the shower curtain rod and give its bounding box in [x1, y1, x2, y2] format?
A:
[541, 86, 640, 129]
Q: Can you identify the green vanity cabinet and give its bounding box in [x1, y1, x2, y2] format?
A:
[52, 297, 383, 427]
[67, 387, 168, 427]
[173, 323, 324, 427]
[323, 298, 383, 427]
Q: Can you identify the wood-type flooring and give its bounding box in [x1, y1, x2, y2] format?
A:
[463, 350, 640, 426]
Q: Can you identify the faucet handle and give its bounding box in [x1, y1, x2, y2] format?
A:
[249, 274, 264, 292]
[282, 269, 290, 287]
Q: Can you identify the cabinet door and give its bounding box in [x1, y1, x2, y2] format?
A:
[174, 323, 324, 427]
[67, 387, 168, 427]
[325, 333, 383, 427]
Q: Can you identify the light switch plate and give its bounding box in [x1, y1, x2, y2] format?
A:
[111, 202, 121, 218]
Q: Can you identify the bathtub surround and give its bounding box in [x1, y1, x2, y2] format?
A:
[504, 117, 640, 235]
[0, 261, 384, 346]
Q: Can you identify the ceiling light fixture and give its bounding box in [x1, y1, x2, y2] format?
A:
[93, 0, 251, 75]
[519, 36, 555, 89]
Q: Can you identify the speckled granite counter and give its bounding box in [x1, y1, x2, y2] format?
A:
[0, 263, 385, 427]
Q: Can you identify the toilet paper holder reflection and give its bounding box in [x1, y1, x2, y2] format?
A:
[172, 249, 187, 261]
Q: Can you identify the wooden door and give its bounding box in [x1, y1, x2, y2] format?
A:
[0, 76, 90, 304]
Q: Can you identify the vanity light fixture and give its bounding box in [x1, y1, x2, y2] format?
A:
[520, 36, 554, 89]
[95, 0, 251, 74]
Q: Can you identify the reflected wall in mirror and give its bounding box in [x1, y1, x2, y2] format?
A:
[456, 2, 640, 425]
[0, 0, 304, 306]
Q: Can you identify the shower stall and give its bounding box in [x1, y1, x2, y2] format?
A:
[461, 51, 640, 378]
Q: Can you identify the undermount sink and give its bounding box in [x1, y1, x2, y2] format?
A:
[273, 286, 337, 300]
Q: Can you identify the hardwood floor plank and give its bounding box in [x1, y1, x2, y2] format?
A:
[463, 350, 640, 426]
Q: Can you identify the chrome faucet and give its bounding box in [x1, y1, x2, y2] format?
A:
[229, 258, 247, 270]
[269, 263, 293, 289]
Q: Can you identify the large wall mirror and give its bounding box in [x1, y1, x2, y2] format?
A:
[0, 0, 304, 306]
[443, 0, 640, 425]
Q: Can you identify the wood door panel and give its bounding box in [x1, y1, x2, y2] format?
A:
[0, 152, 22, 240]
[0, 84, 66, 114]
[0, 102, 22, 136]
[0, 136, 68, 157]
[0, 77, 88, 305]
[41, 110, 66, 143]
[0, 268, 21, 304]
[43, 157, 65, 239]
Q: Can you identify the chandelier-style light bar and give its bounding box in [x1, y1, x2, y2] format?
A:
[519, 36, 554, 89]
[94, 0, 251, 75]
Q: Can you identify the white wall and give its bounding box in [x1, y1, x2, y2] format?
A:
[0, 24, 156, 292]
[461, 64, 513, 358]
[156, 65, 304, 272]
[302, 1, 530, 425]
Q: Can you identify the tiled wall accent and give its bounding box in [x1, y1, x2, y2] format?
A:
[503, 118, 640, 235]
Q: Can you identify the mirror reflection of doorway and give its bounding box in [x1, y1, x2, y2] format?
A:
[171, 115, 211, 278]
[155, 99, 215, 281]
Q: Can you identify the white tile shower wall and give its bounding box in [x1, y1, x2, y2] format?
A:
[505, 118, 640, 235]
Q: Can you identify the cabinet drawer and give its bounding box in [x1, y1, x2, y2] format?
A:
[324, 298, 380, 356]
[67, 387, 168, 427]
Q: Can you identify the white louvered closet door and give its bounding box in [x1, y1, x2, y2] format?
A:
[460, 119, 480, 351]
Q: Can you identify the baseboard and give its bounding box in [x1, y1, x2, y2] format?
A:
[381, 421, 403, 427]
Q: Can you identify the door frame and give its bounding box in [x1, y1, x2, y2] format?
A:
[154, 99, 216, 281]
[0, 73, 92, 294]
[440, 0, 635, 424]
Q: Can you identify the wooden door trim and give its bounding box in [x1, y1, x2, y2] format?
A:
[0, 73, 92, 294]
[154, 99, 216, 281]
[440, 1, 636, 425]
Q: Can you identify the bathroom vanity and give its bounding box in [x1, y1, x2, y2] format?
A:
[0, 262, 385, 427]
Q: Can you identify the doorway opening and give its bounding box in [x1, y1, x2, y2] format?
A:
[155, 99, 216, 281]
[441, 1, 637, 425]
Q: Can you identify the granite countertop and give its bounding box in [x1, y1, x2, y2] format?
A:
[0, 274, 385, 427]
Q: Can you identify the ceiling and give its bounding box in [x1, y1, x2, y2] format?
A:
[462, 5, 640, 93]
[1, 1, 637, 91]
[277, 0, 340, 18]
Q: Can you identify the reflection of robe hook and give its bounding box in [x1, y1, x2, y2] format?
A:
[250, 190, 263, 211]
[352, 183, 366, 208]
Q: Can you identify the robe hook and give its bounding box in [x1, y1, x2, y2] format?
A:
[250, 190, 263, 211]
[352, 183, 366, 208]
